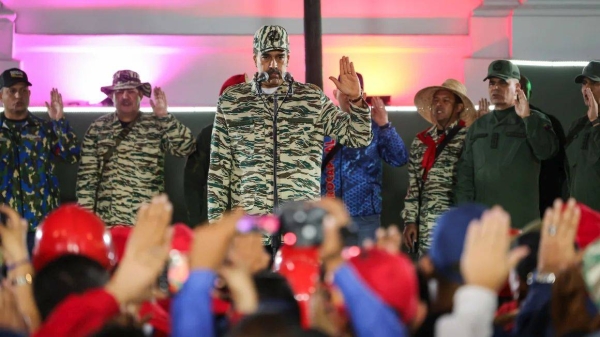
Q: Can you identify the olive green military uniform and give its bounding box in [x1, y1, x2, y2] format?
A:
[566, 61, 600, 212]
[567, 116, 600, 211]
[455, 106, 558, 227]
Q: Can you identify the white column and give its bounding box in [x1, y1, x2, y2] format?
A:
[464, 0, 520, 105]
[0, 2, 19, 70]
[512, 0, 600, 60]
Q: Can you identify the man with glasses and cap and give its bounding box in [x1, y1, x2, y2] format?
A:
[76, 70, 195, 226]
[208, 25, 372, 247]
[0, 68, 80, 253]
[402, 79, 477, 255]
[455, 60, 558, 229]
[565, 61, 600, 211]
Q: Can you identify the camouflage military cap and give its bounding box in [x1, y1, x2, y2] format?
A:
[253, 25, 290, 54]
[575, 61, 600, 83]
[483, 60, 521, 81]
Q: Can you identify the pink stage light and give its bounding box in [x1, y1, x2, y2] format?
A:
[3, 0, 481, 18]
[14, 35, 199, 106]
[12, 33, 470, 106]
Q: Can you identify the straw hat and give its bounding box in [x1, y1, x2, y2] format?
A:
[414, 79, 476, 127]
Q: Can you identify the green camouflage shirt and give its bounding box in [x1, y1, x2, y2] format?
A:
[401, 119, 468, 253]
[208, 80, 372, 223]
[76, 112, 195, 226]
[0, 113, 80, 230]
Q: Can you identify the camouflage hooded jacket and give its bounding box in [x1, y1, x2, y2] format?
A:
[76, 112, 195, 226]
[0, 113, 80, 230]
[208, 80, 372, 222]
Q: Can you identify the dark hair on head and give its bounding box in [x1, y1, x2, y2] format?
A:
[226, 312, 302, 337]
[515, 232, 540, 282]
[253, 271, 301, 325]
[33, 255, 110, 321]
[89, 322, 146, 337]
[453, 94, 463, 105]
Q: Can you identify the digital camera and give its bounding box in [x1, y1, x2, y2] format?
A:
[276, 201, 358, 247]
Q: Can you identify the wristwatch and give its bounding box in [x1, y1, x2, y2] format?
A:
[11, 273, 33, 287]
[349, 92, 363, 103]
[526, 271, 556, 285]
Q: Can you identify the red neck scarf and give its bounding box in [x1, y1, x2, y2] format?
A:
[416, 120, 465, 181]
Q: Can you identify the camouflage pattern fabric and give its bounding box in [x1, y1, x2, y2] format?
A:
[208, 81, 372, 230]
[253, 25, 290, 54]
[401, 119, 467, 254]
[77, 113, 195, 226]
[0, 113, 80, 230]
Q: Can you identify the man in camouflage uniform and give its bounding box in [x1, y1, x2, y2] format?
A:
[455, 60, 558, 228]
[402, 79, 477, 255]
[77, 70, 195, 226]
[208, 25, 372, 233]
[0, 68, 80, 252]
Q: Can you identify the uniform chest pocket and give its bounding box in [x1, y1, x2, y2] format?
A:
[229, 120, 256, 164]
[131, 133, 163, 165]
[501, 131, 530, 166]
[280, 117, 316, 169]
[471, 133, 489, 169]
[284, 117, 315, 148]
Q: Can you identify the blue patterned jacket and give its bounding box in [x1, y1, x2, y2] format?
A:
[0, 113, 80, 230]
[321, 121, 408, 217]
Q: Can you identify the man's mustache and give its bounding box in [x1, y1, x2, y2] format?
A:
[267, 69, 281, 76]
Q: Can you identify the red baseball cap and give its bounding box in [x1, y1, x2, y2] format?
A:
[576, 203, 600, 250]
[219, 74, 247, 95]
[348, 248, 419, 324]
[32, 204, 115, 271]
[108, 225, 133, 263]
[109, 223, 193, 263]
